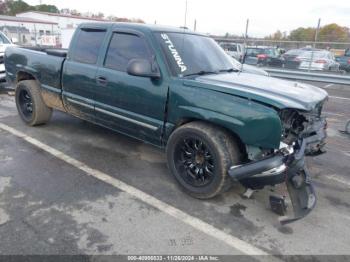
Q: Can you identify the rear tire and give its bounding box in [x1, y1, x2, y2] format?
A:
[166, 121, 242, 199]
[15, 80, 52, 126]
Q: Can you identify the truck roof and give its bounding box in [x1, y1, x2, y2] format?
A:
[79, 22, 205, 36]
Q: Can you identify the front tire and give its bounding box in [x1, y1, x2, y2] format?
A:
[166, 122, 242, 199]
[15, 80, 52, 126]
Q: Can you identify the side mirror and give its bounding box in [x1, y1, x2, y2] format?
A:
[11, 38, 18, 44]
[127, 58, 161, 79]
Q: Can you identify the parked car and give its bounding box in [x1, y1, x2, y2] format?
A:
[0, 31, 14, 84]
[244, 47, 284, 67]
[219, 42, 244, 62]
[5, 23, 328, 223]
[282, 49, 305, 69]
[298, 50, 340, 71]
[335, 48, 350, 72]
[229, 56, 269, 76]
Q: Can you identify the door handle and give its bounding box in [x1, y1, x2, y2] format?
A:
[96, 76, 108, 86]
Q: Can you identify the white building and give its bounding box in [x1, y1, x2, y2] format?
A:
[16, 11, 109, 47]
[16, 11, 108, 30]
[0, 15, 59, 45]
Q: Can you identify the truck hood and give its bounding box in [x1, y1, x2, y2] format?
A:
[184, 73, 328, 111]
[0, 44, 15, 54]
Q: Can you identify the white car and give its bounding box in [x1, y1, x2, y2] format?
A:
[298, 50, 340, 71]
[0, 32, 15, 84]
[219, 42, 245, 62]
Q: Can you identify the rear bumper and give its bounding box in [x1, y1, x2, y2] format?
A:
[228, 135, 322, 224]
[339, 64, 350, 72]
[298, 61, 331, 71]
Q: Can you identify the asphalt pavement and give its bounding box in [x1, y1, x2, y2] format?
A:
[0, 81, 349, 257]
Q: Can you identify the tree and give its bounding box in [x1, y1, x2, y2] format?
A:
[265, 30, 284, 40]
[91, 12, 104, 19]
[68, 9, 81, 16]
[5, 0, 33, 15]
[0, 0, 144, 24]
[0, 0, 8, 14]
[106, 15, 144, 23]
[289, 27, 316, 41]
[272, 24, 350, 43]
[0, 0, 59, 15]
[131, 18, 145, 24]
[318, 23, 349, 42]
[35, 4, 59, 13]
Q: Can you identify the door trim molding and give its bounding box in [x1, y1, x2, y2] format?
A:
[67, 98, 94, 110]
[95, 107, 158, 131]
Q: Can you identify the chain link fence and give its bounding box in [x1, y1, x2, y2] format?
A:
[215, 37, 350, 76]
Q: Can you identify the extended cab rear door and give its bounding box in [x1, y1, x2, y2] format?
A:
[93, 28, 168, 146]
[62, 26, 108, 121]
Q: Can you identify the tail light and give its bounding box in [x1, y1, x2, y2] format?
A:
[347, 59, 350, 64]
[257, 54, 267, 59]
[315, 59, 327, 64]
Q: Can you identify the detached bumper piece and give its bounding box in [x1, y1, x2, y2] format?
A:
[228, 139, 317, 224]
[305, 118, 327, 156]
[282, 165, 316, 225]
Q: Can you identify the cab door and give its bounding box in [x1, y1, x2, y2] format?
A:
[62, 27, 108, 121]
[94, 30, 168, 146]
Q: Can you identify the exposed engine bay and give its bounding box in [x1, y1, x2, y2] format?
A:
[279, 100, 327, 155]
[228, 99, 328, 224]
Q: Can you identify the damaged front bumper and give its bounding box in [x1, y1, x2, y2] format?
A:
[228, 135, 321, 224]
[305, 117, 327, 155]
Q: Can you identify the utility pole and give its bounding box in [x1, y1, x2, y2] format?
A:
[241, 19, 249, 64]
[244, 19, 249, 46]
[194, 19, 197, 31]
[309, 18, 321, 72]
[17, 24, 20, 45]
[34, 24, 37, 46]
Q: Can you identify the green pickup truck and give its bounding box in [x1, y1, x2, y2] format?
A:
[5, 23, 328, 223]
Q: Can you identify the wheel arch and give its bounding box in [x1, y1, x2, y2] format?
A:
[168, 117, 248, 158]
[16, 70, 36, 84]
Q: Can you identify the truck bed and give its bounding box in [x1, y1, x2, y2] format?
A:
[23, 47, 68, 58]
[5, 46, 66, 90]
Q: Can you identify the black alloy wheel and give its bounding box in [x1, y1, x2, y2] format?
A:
[174, 137, 216, 187]
[18, 88, 33, 121]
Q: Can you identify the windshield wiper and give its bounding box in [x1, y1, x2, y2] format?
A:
[183, 70, 218, 77]
[219, 68, 240, 73]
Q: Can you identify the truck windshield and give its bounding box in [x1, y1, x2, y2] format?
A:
[156, 32, 236, 77]
[0, 33, 11, 44]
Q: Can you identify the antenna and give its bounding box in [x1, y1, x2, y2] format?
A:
[184, 0, 188, 28]
[179, 0, 188, 77]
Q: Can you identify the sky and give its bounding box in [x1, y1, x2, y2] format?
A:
[26, 0, 350, 37]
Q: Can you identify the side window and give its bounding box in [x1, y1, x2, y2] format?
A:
[104, 33, 152, 72]
[73, 29, 106, 64]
